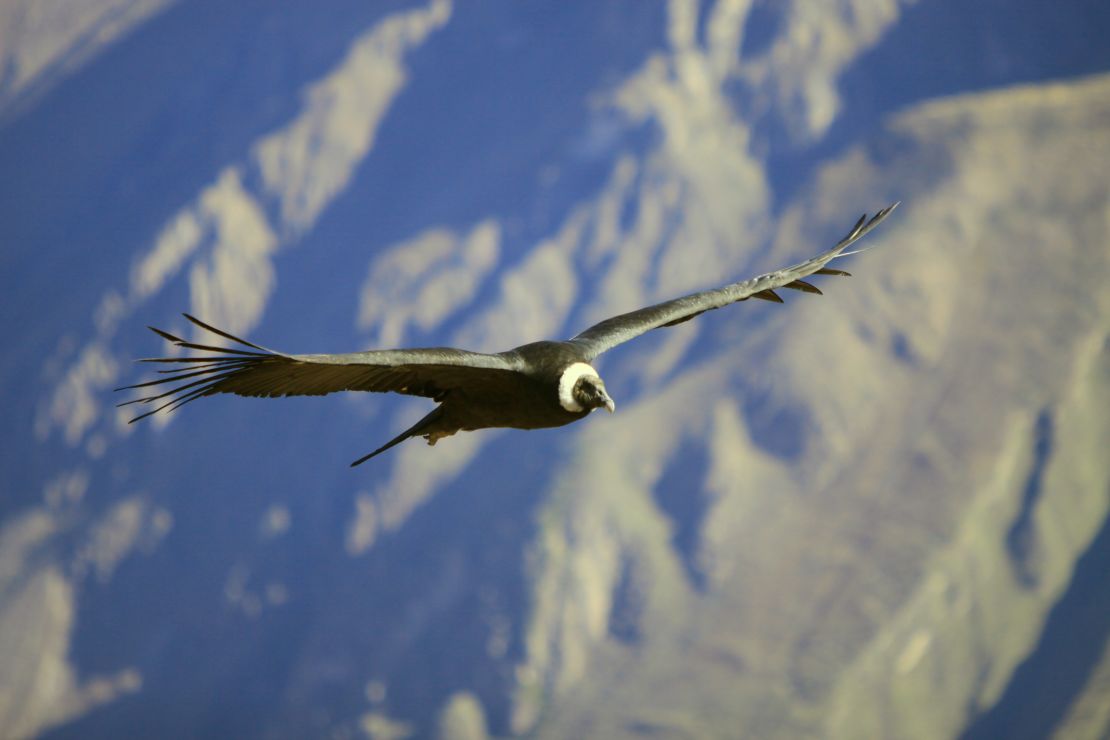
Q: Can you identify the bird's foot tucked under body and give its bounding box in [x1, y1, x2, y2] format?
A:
[425, 429, 457, 446]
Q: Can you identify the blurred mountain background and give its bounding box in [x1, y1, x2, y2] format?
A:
[2, 1, 1109, 738]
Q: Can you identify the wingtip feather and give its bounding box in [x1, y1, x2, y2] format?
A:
[752, 289, 784, 303]
[149, 326, 184, 344]
[183, 313, 270, 352]
[783, 280, 822, 295]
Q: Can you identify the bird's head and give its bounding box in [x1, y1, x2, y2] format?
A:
[574, 375, 615, 414]
[558, 362, 615, 414]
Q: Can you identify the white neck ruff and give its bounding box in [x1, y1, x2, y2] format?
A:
[558, 362, 599, 412]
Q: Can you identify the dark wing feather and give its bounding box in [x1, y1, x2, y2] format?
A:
[117, 314, 523, 422]
[569, 203, 898, 359]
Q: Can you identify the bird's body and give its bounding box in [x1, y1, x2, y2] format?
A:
[119, 204, 898, 465]
[368, 342, 599, 464]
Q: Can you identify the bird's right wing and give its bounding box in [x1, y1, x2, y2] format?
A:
[117, 314, 523, 422]
[569, 204, 898, 360]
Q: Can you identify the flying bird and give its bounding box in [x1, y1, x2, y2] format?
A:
[119, 204, 898, 466]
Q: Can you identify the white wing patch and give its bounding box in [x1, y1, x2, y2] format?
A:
[558, 362, 600, 412]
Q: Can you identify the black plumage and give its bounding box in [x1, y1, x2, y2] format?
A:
[119, 204, 898, 465]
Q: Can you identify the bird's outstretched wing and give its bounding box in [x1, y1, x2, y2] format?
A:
[568, 203, 899, 360]
[117, 314, 523, 422]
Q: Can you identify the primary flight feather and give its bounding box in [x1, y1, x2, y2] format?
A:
[119, 204, 898, 465]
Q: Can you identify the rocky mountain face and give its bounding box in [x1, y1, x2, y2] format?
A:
[1, 2, 1108, 739]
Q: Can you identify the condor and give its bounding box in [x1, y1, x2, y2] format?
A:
[120, 204, 898, 466]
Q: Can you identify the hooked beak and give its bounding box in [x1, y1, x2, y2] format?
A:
[599, 388, 616, 414]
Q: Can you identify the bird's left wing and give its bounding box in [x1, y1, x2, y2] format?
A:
[569, 204, 898, 360]
[117, 314, 523, 422]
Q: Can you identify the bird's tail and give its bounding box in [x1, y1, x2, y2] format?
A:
[350, 406, 446, 467]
